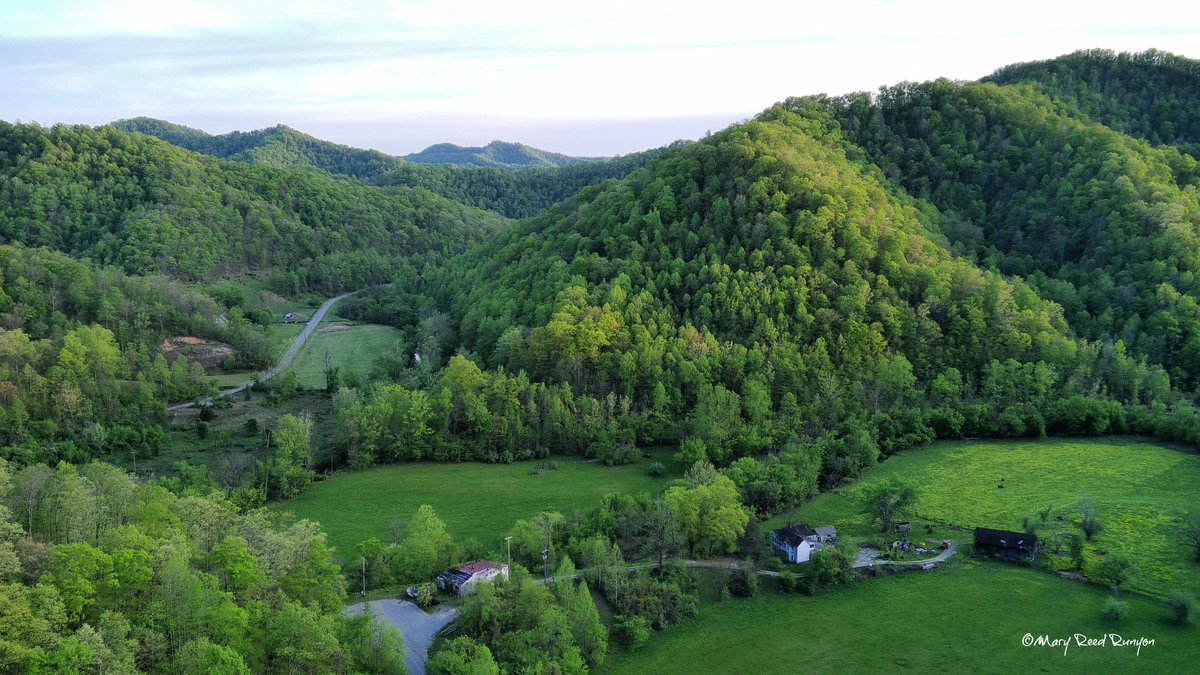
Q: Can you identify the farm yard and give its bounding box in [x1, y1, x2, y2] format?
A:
[771, 438, 1200, 596]
[272, 447, 686, 558]
[603, 563, 1199, 674]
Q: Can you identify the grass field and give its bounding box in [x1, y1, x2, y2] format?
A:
[770, 438, 1200, 596]
[284, 323, 403, 389]
[272, 448, 686, 558]
[604, 563, 1199, 674]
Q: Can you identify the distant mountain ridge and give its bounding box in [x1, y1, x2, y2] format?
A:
[402, 140, 606, 169]
[108, 117, 667, 218]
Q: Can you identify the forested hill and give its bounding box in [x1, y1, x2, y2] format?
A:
[371, 145, 678, 218]
[796, 76, 1200, 386]
[984, 49, 1200, 157]
[111, 118, 406, 179]
[403, 140, 603, 169]
[111, 117, 672, 219]
[0, 121, 508, 289]
[341, 106, 1193, 486]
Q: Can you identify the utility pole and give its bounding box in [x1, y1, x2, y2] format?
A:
[505, 536, 512, 569]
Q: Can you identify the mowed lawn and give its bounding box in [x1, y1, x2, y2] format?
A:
[773, 438, 1200, 596]
[272, 450, 684, 558]
[286, 323, 403, 388]
[605, 563, 1199, 674]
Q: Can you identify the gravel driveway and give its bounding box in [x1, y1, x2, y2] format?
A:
[347, 599, 458, 675]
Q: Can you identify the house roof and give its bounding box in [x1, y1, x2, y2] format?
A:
[772, 525, 817, 547]
[974, 527, 1037, 551]
[438, 569, 472, 584]
[459, 560, 500, 575]
[815, 526, 837, 538]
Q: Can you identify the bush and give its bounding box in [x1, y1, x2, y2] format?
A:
[1165, 591, 1194, 625]
[198, 405, 215, 421]
[777, 569, 799, 593]
[729, 559, 759, 598]
[196, 422, 208, 440]
[416, 582, 436, 608]
[617, 616, 650, 651]
[1102, 597, 1128, 622]
[244, 418, 259, 436]
[649, 462, 665, 477]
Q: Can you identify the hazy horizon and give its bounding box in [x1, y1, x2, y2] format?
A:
[4, 0, 1199, 156]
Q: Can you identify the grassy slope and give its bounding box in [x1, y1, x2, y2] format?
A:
[771, 438, 1200, 596]
[271, 448, 685, 558]
[284, 323, 404, 389]
[605, 563, 1198, 674]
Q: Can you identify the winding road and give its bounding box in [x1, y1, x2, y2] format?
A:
[167, 290, 358, 411]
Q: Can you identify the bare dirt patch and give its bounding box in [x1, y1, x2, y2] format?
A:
[159, 336, 237, 371]
[318, 325, 353, 334]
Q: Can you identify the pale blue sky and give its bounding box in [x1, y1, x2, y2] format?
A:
[3, 0, 1198, 155]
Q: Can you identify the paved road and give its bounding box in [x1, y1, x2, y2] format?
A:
[167, 289, 357, 411]
[346, 599, 457, 675]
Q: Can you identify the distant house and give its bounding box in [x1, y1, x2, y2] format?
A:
[974, 527, 1037, 562]
[771, 524, 829, 563]
[436, 560, 510, 596]
[894, 521, 911, 534]
[815, 526, 838, 543]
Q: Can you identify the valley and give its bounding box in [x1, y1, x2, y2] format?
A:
[2, 46, 1200, 674]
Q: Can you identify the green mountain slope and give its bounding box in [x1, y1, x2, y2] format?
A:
[112, 117, 669, 218]
[340, 109, 1191, 486]
[797, 79, 1200, 385]
[0, 121, 508, 288]
[403, 140, 603, 169]
[985, 49, 1200, 157]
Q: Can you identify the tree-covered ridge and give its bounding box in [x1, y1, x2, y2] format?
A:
[985, 49, 1200, 157]
[403, 140, 603, 169]
[794, 80, 1200, 386]
[0, 121, 508, 288]
[110, 118, 406, 180]
[0, 459, 403, 673]
[371, 146, 678, 219]
[113, 117, 675, 220]
[340, 110, 1193, 495]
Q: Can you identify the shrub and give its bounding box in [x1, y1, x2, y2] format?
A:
[649, 462, 665, 477]
[1165, 591, 1194, 625]
[1102, 597, 1128, 622]
[616, 616, 650, 651]
[729, 559, 759, 598]
[777, 569, 799, 593]
[196, 422, 208, 440]
[198, 405, 215, 421]
[416, 582, 436, 608]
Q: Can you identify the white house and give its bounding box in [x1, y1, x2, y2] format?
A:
[770, 524, 836, 563]
[436, 560, 510, 596]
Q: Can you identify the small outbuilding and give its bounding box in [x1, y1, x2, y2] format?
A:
[974, 527, 1037, 562]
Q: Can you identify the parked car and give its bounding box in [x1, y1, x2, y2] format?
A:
[920, 562, 938, 571]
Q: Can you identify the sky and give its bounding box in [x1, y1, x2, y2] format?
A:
[3, 0, 1199, 156]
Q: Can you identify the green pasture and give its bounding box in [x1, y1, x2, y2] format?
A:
[771, 438, 1200, 596]
[272, 448, 686, 558]
[605, 563, 1198, 674]
[284, 323, 403, 389]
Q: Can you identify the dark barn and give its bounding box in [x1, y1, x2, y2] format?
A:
[974, 527, 1037, 562]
